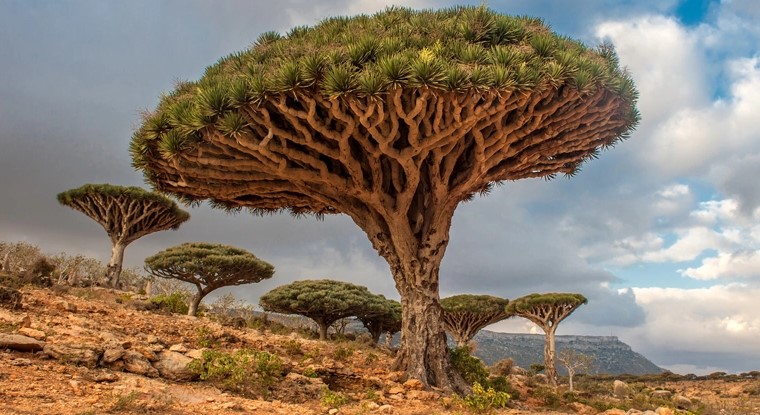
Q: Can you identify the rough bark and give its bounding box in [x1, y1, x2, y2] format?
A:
[188, 289, 206, 317]
[106, 241, 126, 288]
[317, 321, 329, 341]
[544, 325, 558, 387]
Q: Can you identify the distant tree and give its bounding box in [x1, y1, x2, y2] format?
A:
[557, 349, 594, 391]
[260, 279, 383, 340]
[357, 297, 402, 345]
[507, 293, 587, 387]
[145, 242, 274, 316]
[441, 294, 511, 347]
[57, 184, 190, 287]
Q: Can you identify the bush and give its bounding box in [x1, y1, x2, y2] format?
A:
[487, 376, 520, 400]
[489, 358, 514, 377]
[0, 285, 22, 310]
[149, 292, 189, 314]
[332, 346, 354, 361]
[450, 346, 489, 386]
[456, 382, 510, 413]
[188, 349, 283, 399]
[321, 389, 350, 408]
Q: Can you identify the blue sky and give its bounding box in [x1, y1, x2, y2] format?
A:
[1, 0, 759, 375]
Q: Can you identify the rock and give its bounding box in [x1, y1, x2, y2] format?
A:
[185, 349, 204, 360]
[625, 410, 642, 415]
[328, 409, 338, 415]
[69, 380, 83, 396]
[56, 301, 77, 312]
[17, 314, 32, 328]
[101, 345, 126, 364]
[406, 390, 438, 401]
[650, 390, 672, 400]
[533, 373, 548, 384]
[17, 327, 46, 340]
[43, 343, 102, 368]
[613, 380, 631, 398]
[10, 358, 32, 366]
[641, 411, 657, 415]
[387, 386, 405, 395]
[655, 407, 674, 415]
[568, 401, 596, 415]
[365, 402, 380, 410]
[153, 350, 196, 381]
[146, 334, 161, 344]
[89, 371, 120, 383]
[0, 333, 44, 352]
[673, 394, 692, 409]
[123, 350, 159, 377]
[169, 343, 188, 353]
[601, 410, 626, 415]
[402, 378, 424, 390]
[378, 404, 393, 414]
[387, 394, 404, 401]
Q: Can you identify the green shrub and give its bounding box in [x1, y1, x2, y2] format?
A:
[188, 349, 283, 398]
[364, 352, 378, 366]
[333, 346, 354, 361]
[281, 339, 302, 356]
[456, 382, 510, 413]
[487, 375, 520, 400]
[450, 346, 489, 386]
[195, 326, 218, 348]
[149, 292, 189, 314]
[321, 389, 350, 408]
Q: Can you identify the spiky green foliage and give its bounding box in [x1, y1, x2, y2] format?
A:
[57, 184, 189, 223]
[145, 243, 274, 316]
[356, 297, 402, 344]
[441, 294, 511, 347]
[259, 279, 385, 340]
[131, 5, 639, 178]
[506, 293, 587, 315]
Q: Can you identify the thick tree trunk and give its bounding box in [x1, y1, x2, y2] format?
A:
[318, 322, 328, 341]
[391, 273, 468, 393]
[188, 292, 204, 317]
[455, 337, 468, 349]
[106, 241, 127, 288]
[1, 252, 10, 272]
[544, 326, 558, 387]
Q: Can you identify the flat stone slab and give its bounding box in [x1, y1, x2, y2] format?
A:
[0, 334, 44, 352]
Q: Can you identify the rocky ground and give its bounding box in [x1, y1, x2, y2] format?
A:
[0, 286, 758, 415]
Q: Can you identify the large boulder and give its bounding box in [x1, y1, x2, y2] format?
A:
[613, 379, 632, 398]
[43, 343, 103, 368]
[123, 350, 159, 377]
[153, 350, 196, 381]
[0, 334, 44, 352]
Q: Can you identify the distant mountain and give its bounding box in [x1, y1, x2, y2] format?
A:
[470, 330, 664, 375]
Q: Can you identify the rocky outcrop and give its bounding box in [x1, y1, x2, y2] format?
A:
[43, 343, 103, 368]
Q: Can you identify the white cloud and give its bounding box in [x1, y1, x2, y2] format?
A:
[630, 285, 760, 358]
[682, 251, 760, 280]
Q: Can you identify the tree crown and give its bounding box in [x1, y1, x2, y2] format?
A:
[506, 293, 587, 314]
[259, 279, 384, 321]
[440, 294, 509, 314]
[144, 242, 274, 287]
[57, 183, 190, 226]
[130, 6, 639, 214]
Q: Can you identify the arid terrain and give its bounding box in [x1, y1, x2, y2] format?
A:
[1, 286, 758, 415]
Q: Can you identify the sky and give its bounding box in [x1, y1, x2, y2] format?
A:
[1, 0, 759, 375]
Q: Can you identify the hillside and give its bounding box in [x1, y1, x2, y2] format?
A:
[0, 285, 758, 415]
[471, 331, 664, 375]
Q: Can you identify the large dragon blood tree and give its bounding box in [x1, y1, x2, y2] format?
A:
[130, 6, 638, 391]
[57, 184, 190, 287]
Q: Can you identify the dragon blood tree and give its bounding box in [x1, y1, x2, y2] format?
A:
[507, 293, 587, 387]
[130, 6, 638, 390]
[259, 279, 384, 340]
[144, 242, 274, 316]
[441, 294, 511, 348]
[57, 184, 190, 287]
[357, 297, 402, 345]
